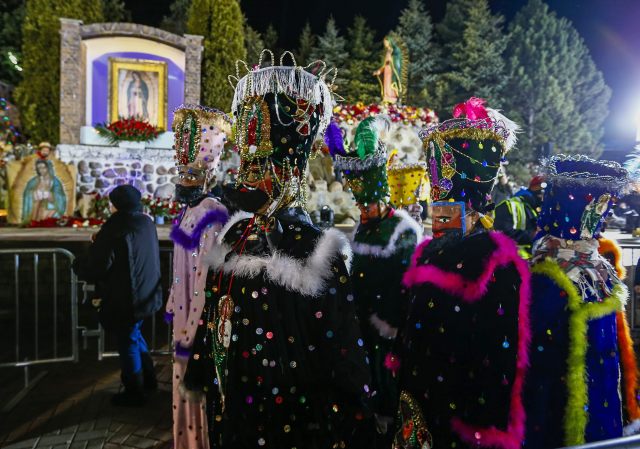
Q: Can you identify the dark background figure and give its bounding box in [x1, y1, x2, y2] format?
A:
[73, 185, 163, 406]
[493, 175, 545, 257]
[491, 169, 513, 206]
[614, 192, 640, 233]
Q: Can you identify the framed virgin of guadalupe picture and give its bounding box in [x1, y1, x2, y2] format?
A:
[108, 58, 168, 130]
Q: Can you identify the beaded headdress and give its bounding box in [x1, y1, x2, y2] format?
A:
[387, 149, 428, 208]
[420, 97, 519, 212]
[538, 154, 628, 240]
[228, 50, 337, 212]
[333, 116, 391, 205]
[172, 104, 232, 189]
[229, 50, 336, 168]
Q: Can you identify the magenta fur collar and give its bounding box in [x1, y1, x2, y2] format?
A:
[170, 208, 228, 250]
[404, 231, 532, 449]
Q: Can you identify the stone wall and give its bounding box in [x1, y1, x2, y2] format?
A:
[59, 19, 203, 145]
[59, 19, 83, 145]
[58, 144, 177, 198]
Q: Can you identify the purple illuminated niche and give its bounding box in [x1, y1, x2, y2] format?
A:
[91, 51, 185, 129]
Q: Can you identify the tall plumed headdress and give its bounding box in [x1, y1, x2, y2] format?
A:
[420, 97, 519, 212]
[172, 104, 232, 189]
[333, 116, 391, 205]
[538, 154, 628, 240]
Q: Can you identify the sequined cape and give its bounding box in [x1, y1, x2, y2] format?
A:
[350, 208, 421, 424]
[397, 231, 531, 449]
[525, 236, 639, 448]
[183, 209, 374, 449]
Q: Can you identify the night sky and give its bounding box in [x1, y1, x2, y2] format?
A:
[126, 0, 640, 150]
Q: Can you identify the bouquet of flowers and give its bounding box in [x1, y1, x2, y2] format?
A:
[141, 196, 181, 220]
[333, 102, 438, 127]
[94, 117, 160, 144]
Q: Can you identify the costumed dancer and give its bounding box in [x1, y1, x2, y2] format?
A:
[525, 155, 640, 448]
[395, 97, 530, 449]
[333, 116, 423, 446]
[166, 105, 231, 449]
[387, 149, 429, 223]
[183, 51, 372, 448]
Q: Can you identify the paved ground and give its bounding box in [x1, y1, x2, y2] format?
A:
[0, 352, 173, 449]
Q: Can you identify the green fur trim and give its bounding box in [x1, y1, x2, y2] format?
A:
[532, 258, 628, 446]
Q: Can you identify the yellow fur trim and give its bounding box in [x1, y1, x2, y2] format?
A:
[532, 258, 628, 446]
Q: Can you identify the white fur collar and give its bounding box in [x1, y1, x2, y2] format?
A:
[351, 208, 423, 258]
[216, 210, 253, 244]
[203, 219, 353, 297]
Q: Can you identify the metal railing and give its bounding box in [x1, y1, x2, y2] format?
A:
[0, 248, 79, 368]
[562, 434, 640, 449]
[0, 248, 79, 410]
[617, 240, 640, 331]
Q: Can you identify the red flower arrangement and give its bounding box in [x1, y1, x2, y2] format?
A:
[141, 196, 181, 220]
[94, 117, 160, 144]
[333, 102, 438, 127]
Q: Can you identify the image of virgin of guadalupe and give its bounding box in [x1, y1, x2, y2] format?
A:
[22, 159, 67, 223]
[126, 71, 149, 120]
[373, 33, 408, 104]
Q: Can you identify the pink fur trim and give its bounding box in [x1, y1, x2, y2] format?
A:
[449, 233, 531, 449]
[403, 232, 531, 449]
[403, 232, 515, 303]
[409, 236, 432, 269]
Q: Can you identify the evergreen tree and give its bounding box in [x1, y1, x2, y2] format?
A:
[102, 0, 131, 22]
[263, 23, 279, 54]
[15, 0, 103, 143]
[310, 16, 348, 94]
[0, 0, 25, 86]
[245, 21, 264, 63]
[297, 22, 315, 64]
[187, 0, 246, 109]
[433, 0, 506, 115]
[160, 0, 191, 35]
[395, 0, 437, 106]
[344, 16, 378, 104]
[504, 0, 610, 164]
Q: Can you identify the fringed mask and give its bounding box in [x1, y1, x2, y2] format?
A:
[228, 50, 336, 214]
[538, 155, 628, 240]
[172, 105, 232, 203]
[333, 116, 391, 206]
[420, 97, 519, 213]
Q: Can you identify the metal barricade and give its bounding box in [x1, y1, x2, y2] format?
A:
[0, 248, 79, 410]
[617, 239, 640, 332]
[562, 434, 640, 449]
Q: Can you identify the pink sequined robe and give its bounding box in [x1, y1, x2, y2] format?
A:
[166, 197, 228, 449]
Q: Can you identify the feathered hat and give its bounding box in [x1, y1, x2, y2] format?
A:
[387, 149, 428, 208]
[333, 116, 391, 205]
[420, 97, 519, 212]
[538, 154, 628, 240]
[172, 104, 232, 188]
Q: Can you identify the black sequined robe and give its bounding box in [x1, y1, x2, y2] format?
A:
[184, 209, 373, 449]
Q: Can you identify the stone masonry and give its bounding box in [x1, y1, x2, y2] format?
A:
[59, 19, 83, 145]
[58, 19, 204, 145]
[58, 144, 177, 198]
